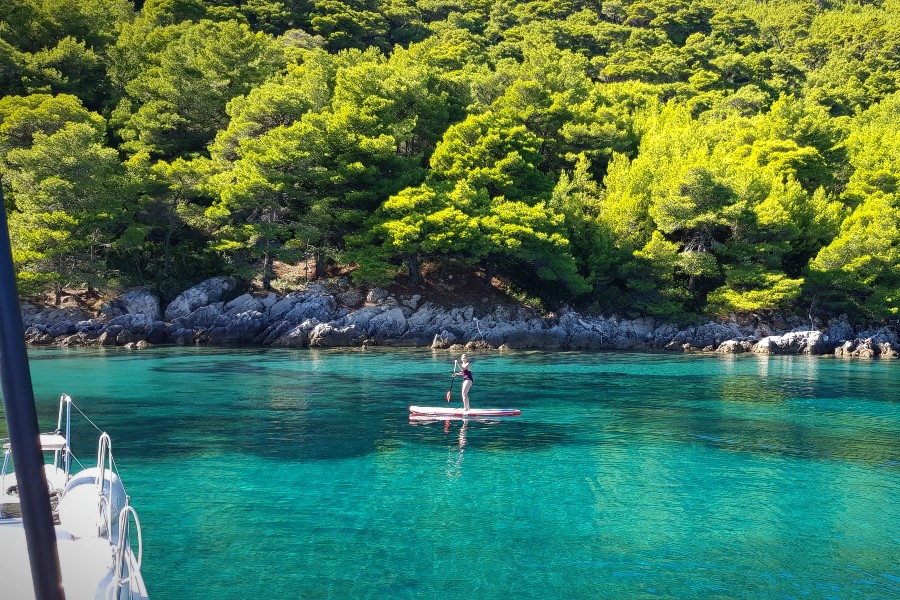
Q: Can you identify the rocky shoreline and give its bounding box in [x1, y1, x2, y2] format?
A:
[20, 276, 900, 358]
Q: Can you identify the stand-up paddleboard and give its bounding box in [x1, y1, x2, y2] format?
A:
[409, 406, 521, 417]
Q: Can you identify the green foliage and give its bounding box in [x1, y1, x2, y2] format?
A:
[802, 91, 900, 320]
[203, 45, 445, 284]
[841, 91, 900, 203]
[0, 0, 897, 321]
[309, 0, 388, 51]
[431, 109, 551, 199]
[707, 266, 803, 314]
[0, 0, 132, 54]
[22, 37, 106, 109]
[802, 3, 900, 115]
[379, 182, 480, 255]
[0, 93, 105, 158]
[351, 180, 481, 284]
[809, 193, 900, 319]
[0, 38, 26, 97]
[4, 117, 127, 298]
[481, 198, 589, 296]
[550, 153, 620, 295]
[114, 19, 285, 157]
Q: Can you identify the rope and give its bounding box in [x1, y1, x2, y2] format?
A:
[68, 400, 105, 434]
[473, 317, 485, 341]
[60, 399, 123, 478]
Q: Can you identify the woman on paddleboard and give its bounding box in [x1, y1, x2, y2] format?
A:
[453, 353, 473, 411]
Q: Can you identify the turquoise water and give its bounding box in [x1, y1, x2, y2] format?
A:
[9, 348, 900, 599]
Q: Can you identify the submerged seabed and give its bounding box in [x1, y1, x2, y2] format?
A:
[12, 348, 900, 599]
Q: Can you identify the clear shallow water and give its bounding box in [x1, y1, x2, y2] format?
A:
[7, 348, 900, 599]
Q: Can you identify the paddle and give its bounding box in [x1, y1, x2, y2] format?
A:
[446, 360, 457, 402]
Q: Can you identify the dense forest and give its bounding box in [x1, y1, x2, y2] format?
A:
[0, 0, 898, 323]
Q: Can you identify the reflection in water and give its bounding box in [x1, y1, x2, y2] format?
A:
[719, 375, 788, 403]
[445, 419, 468, 478]
[756, 354, 770, 379]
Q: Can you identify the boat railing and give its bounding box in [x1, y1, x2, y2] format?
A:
[56, 394, 72, 477]
[0, 383, 148, 597]
[97, 432, 114, 537]
[114, 500, 144, 593]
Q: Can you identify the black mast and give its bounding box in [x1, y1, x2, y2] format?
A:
[0, 186, 66, 599]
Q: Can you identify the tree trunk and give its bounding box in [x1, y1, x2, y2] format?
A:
[315, 250, 325, 279]
[484, 258, 496, 287]
[163, 197, 177, 278]
[407, 251, 421, 285]
[262, 251, 273, 291]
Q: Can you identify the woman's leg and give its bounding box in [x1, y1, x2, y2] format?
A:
[461, 380, 472, 411]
